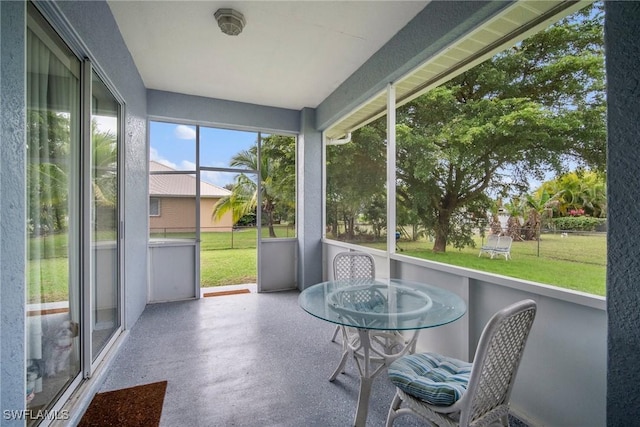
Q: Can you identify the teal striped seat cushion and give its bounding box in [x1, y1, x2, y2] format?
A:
[388, 353, 471, 406]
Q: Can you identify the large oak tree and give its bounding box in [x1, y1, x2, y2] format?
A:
[395, 3, 605, 252]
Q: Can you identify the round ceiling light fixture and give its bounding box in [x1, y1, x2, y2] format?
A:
[214, 8, 246, 36]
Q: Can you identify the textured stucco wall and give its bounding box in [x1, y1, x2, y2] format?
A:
[1, 2, 27, 423]
[55, 0, 149, 329]
[315, 1, 510, 130]
[605, 2, 640, 423]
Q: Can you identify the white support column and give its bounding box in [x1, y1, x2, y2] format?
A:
[461, 276, 471, 361]
[195, 126, 201, 298]
[386, 84, 397, 274]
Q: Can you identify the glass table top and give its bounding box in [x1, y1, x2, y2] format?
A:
[299, 278, 466, 330]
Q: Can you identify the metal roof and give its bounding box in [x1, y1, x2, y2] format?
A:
[149, 161, 232, 198]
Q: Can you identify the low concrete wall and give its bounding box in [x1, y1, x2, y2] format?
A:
[323, 240, 606, 427]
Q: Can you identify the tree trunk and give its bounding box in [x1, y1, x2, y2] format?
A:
[331, 208, 339, 238]
[507, 216, 523, 241]
[432, 232, 447, 252]
[54, 206, 64, 232]
[522, 208, 540, 241]
[490, 214, 503, 235]
[432, 211, 451, 253]
[344, 215, 354, 240]
[264, 203, 277, 238]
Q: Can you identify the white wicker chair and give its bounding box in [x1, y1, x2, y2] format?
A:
[386, 299, 537, 427]
[329, 251, 377, 343]
[491, 236, 512, 260]
[478, 234, 499, 258]
[329, 251, 408, 381]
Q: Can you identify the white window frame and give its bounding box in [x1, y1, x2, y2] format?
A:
[149, 197, 161, 216]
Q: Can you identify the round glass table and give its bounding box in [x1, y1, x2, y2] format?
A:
[299, 278, 467, 427]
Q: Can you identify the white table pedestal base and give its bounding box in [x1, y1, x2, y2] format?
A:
[330, 327, 420, 427]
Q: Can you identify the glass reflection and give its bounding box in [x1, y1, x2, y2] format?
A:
[26, 5, 81, 422]
[90, 71, 121, 359]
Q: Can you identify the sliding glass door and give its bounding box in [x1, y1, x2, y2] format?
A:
[26, 5, 82, 419]
[26, 4, 123, 423]
[89, 71, 121, 361]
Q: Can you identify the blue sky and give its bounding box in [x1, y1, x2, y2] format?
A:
[149, 121, 259, 187]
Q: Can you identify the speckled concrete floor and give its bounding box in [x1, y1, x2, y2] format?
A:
[98, 290, 427, 426]
[97, 290, 525, 427]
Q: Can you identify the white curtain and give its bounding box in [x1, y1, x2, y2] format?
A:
[26, 18, 81, 405]
[26, 27, 51, 396]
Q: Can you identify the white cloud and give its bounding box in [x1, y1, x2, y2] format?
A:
[174, 125, 196, 140]
[149, 154, 235, 187]
[149, 147, 159, 161]
[205, 160, 228, 169]
[149, 147, 177, 169]
[179, 160, 234, 187]
[180, 160, 196, 171]
[93, 115, 117, 134]
[202, 170, 232, 188]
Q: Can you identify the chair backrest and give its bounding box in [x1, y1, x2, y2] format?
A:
[333, 251, 375, 281]
[495, 236, 512, 251]
[482, 234, 499, 248]
[458, 299, 537, 426]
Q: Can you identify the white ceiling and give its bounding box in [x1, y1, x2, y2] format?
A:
[107, 1, 429, 110]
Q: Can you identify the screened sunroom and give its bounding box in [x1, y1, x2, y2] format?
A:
[1, 1, 638, 426]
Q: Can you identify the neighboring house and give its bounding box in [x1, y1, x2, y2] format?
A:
[149, 161, 234, 233]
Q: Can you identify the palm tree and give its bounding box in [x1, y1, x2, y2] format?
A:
[503, 196, 524, 240]
[541, 171, 607, 217]
[211, 144, 279, 238]
[92, 123, 118, 208]
[27, 111, 71, 235]
[581, 179, 607, 217]
[521, 189, 563, 240]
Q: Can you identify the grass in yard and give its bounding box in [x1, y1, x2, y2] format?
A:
[28, 233, 69, 260]
[200, 247, 257, 286]
[28, 233, 70, 303]
[365, 232, 606, 296]
[151, 230, 261, 286]
[199, 228, 299, 286]
[29, 229, 606, 301]
[27, 257, 69, 303]
[406, 249, 605, 295]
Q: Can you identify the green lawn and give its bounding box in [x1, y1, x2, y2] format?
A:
[29, 229, 606, 302]
[363, 232, 606, 296]
[200, 247, 257, 286]
[155, 226, 293, 286]
[27, 257, 69, 303]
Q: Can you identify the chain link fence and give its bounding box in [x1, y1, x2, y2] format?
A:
[150, 225, 296, 250]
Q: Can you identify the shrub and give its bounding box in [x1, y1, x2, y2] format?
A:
[551, 216, 606, 231]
